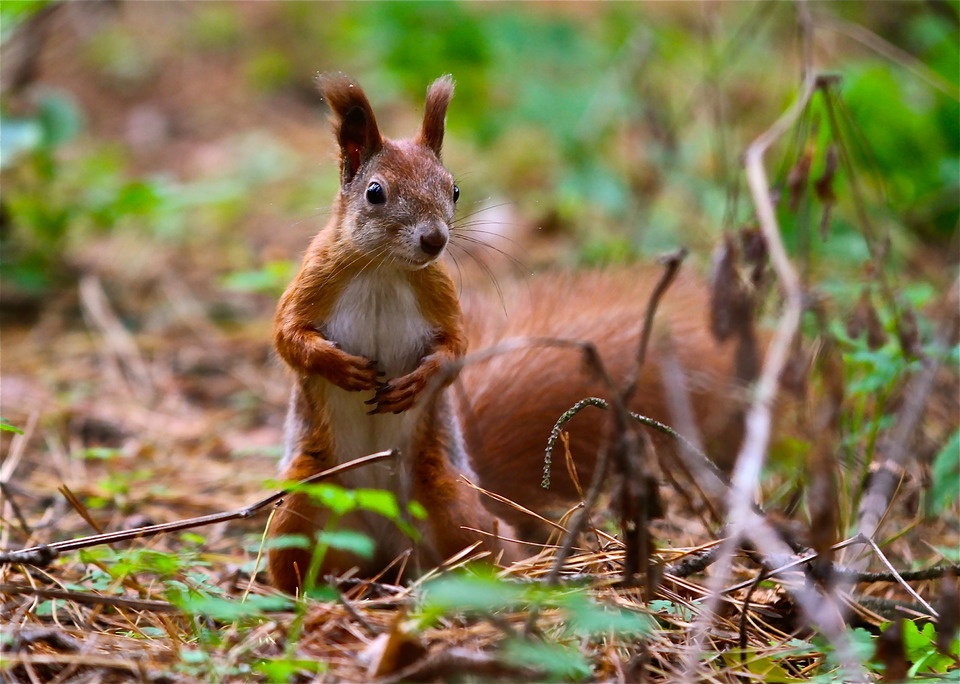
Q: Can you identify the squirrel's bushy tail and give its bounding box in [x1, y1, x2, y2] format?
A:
[458, 270, 753, 536]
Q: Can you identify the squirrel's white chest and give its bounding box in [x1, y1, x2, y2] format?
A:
[323, 272, 433, 378]
[318, 272, 434, 498]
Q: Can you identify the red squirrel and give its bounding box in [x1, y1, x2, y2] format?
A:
[268, 75, 749, 593]
[268, 74, 521, 593]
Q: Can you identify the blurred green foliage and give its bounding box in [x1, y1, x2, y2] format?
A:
[0, 95, 167, 291]
[929, 429, 960, 515]
[420, 568, 652, 680]
[0, 0, 51, 45]
[888, 619, 960, 677]
[2, 1, 956, 296]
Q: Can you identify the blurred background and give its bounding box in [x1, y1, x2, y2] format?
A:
[0, 1, 957, 525]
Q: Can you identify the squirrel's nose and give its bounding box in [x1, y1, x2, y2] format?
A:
[419, 226, 447, 256]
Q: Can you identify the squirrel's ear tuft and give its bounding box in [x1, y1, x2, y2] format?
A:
[419, 75, 455, 158]
[317, 73, 383, 184]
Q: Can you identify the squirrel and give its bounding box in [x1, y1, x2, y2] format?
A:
[268, 74, 522, 594]
[268, 75, 751, 593]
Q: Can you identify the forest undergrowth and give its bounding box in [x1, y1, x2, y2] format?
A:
[1, 2, 958, 682]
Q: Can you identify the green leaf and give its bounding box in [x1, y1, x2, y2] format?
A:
[179, 648, 208, 664]
[74, 447, 122, 461]
[422, 573, 526, 613]
[502, 638, 592, 681]
[220, 260, 295, 295]
[261, 534, 310, 550]
[354, 489, 401, 520]
[562, 592, 653, 637]
[846, 627, 880, 664]
[317, 530, 374, 559]
[254, 658, 325, 682]
[36, 91, 82, 148]
[169, 592, 291, 620]
[903, 619, 935, 662]
[78, 548, 111, 563]
[293, 482, 357, 515]
[179, 532, 206, 546]
[929, 430, 960, 514]
[34, 599, 58, 616]
[721, 652, 806, 683]
[111, 549, 183, 578]
[407, 501, 428, 520]
[0, 1, 52, 45]
[0, 418, 24, 434]
[304, 585, 338, 601]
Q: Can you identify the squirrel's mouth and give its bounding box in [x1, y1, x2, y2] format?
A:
[399, 254, 439, 270]
[375, 253, 435, 271]
[389, 244, 442, 270]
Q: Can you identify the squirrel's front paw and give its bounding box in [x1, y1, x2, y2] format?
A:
[326, 350, 382, 392]
[365, 370, 427, 414]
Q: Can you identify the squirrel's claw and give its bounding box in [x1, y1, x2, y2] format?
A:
[370, 372, 426, 414]
[325, 352, 382, 392]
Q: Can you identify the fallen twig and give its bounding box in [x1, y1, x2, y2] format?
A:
[542, 399, 712, 490]
[0, 545, 58, 567]
[857, 533, 938, 617]
[1, 450, 396, 565]
[857, 325, 956, 542]
[0, 583, 180, 613]
[849, 564, 960, 584]
[0, 481, 33, 538]
[1, 628, 83, 653]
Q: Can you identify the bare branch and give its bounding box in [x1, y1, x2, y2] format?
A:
[2, 450, 397, 564]
[0, 583, 180, 613]
[680, 72, 870, 684]
[623, 247, 688, 404]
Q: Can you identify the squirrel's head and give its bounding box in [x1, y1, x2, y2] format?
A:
[319, 74, 458, 269]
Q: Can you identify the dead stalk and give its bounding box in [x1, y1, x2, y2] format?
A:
[679, 73, 869, 684]
[1, 450, 397, 564]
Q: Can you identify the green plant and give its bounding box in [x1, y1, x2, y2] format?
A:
[220, 259, 296, 298]
[928, 429, 960, 516]
[0, 103, 173, 292]
[418, 569, 653, 680]
[0, 0, 51, 46]
[0, 418, 23, 434]
[896, 619, 960, 677]
[269, 481, 429, 668]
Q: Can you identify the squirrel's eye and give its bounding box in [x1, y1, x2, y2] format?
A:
[453, 185, 460, 203]
[366, 182, 386, 205]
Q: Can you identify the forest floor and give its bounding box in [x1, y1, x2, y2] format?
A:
[2, 3, 959, 682]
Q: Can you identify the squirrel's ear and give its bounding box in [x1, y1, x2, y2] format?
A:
[317, 73, 383, 184]
[419, 75, 454, 157]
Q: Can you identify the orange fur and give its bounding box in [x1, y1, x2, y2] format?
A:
[459, 271, 752, 536]
[418, 74, 454, 157]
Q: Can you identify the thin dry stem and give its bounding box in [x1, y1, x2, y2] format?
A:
[680, 72, 869, 683]
[3, 450, 396, 563]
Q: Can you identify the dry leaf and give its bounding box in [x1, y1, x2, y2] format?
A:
[787, 147, 813, 212]
[848, 289, 888, 350]
[874, 620, 908, 683]
[936, 569, 959, 655]
[814, 145, 838, 204]
[710, 234, 741, 342]
[362, 610, 427, 679]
